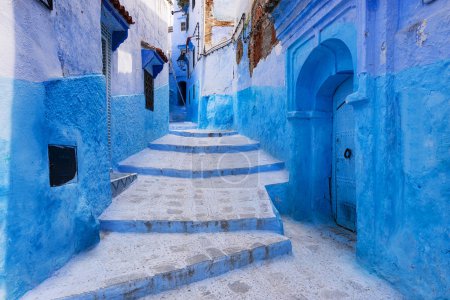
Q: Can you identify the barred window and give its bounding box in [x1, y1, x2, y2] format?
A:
[181, 22, 186, 31]
[144, 71, 154, 111]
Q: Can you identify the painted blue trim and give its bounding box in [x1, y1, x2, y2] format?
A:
[101, 0, 130, 51]
[141, 49, 165, 78]
[147, 143, 260, 153]
[100, 217, 283, 234]
[102, 0, 129, 30]
[168, 130, 238, 137]
[117, 162, 285, 178]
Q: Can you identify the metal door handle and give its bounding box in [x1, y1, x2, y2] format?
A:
[344, 148, 352, 159]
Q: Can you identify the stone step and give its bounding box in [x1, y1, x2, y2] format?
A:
[22, 231, 292, 300]
[169, 122, 197, 131]
[169, 129, 238, 138]
[100, 175, 283, 234]
[117, 149, 285, 178]
[110, 172, 138, 198]
[148, 134, 260, 153]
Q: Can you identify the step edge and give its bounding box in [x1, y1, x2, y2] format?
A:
[98, 217, 283, 234]
[117, 162, 286, 178]
[54, 238, 292, 300]
[147, 143, 261, 153]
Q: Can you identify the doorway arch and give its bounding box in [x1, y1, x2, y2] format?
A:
[292, 38, 356, 231]
[178, 81, 187, 106]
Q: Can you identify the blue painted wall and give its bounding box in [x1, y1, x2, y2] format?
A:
[207, 0, 450, 298]
[0, 75, 111, 299]
[198, 95, 234, 130]
[111, 84, 169, 166]
[355, 60, 450, 298]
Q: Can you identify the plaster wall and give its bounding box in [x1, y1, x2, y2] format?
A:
[110, 0, 171, 165]
[0, 0, 170, 298]
[190, 0, 450, 297]
[0, 0, 102, 82]
[111, 0, 171, 95]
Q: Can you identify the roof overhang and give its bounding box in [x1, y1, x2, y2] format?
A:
[141, 42, 168, 78]
[101, 0, 134, 51]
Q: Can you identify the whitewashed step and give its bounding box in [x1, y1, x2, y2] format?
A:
[117, 149, 285, 178]
[148, 134, 259, 153]
[169, 129, 238, 138]
[169, 122, 197, 130]
[22, 231, 291, 300]
[100, 175, 283, 234]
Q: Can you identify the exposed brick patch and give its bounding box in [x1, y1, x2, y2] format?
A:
[204, 0, 234, 48]
[248, 0, 280, 76]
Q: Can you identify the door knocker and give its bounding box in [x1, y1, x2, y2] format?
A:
[344, 148, 352, 159]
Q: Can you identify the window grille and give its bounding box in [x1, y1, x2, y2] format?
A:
[168, 26, 173, 33]
[101, 24, 112, 164]
[181, 22, 187, 31]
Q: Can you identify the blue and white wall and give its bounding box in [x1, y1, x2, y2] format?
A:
[0, 1, 109, 298]
[0, 0, 170, 298]
[176, 0, 450, 298]
[110, 0, 171, 165]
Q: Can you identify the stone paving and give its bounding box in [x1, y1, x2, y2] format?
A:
[22, 231, 291, 299]
[118, 149, 284, 174]
[149, 134, 260, 152]
[142, 218, 404, 300]
[23, 126, 293, 299]
[152, 134, 257, 148]
[102, 176, 275, 223]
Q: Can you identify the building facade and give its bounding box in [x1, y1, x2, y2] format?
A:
[0, 0, 171, 298]
[175, 0, 450, 298]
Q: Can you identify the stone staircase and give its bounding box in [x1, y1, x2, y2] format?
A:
[23, 123, 291, 299]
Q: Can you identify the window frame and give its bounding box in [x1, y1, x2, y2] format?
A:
[144, 70, 155, 111]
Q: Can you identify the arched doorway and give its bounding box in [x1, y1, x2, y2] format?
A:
[292, 38, 356, 231]
[331, 77, 356, 231]
[178, 81, 186, 106]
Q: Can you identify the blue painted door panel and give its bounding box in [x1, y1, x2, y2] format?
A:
[332, 77, 356, 231]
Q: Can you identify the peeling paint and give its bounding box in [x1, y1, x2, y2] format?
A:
[248, 0, 280, 76]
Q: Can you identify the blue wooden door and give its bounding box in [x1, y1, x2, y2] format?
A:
[332, 77, 356, 231]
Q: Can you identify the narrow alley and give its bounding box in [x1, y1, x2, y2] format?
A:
[1, 0, 449, 299]
[23, 124, 401, 299]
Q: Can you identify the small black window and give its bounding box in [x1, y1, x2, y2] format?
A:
[192, 0, 195, 9]
[181, 22, 186, 31]
[48, 145, 77, 187]
[144, 71, 154, 111]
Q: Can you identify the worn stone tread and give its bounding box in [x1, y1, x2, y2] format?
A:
[168, 122, 197, 130]
[100, 175, 284, 233]
[149, 134, 259, 153]
[169, 129, 238, 137]
[117, 149, 284, 178]
[22, 231, 291, 300]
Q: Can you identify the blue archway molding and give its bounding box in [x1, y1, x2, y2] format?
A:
[286, 22, 358, 114]
[285, 23, 359, 220]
